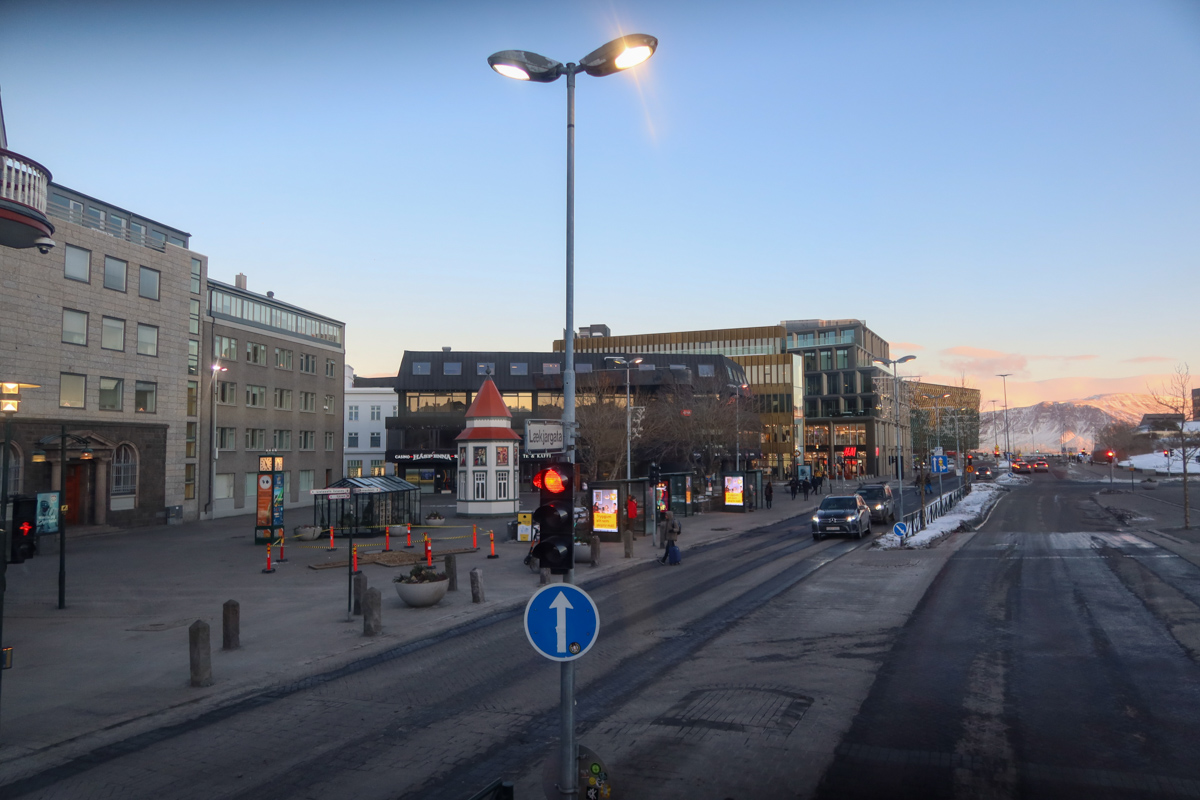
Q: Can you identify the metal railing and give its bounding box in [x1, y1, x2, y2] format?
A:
[900, 484, 968, 537]
[44, 201, 171, 252]
[1, 148, 51, 212]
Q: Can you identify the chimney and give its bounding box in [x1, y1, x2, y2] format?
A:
[267, 291, 274, 298]
[442, 346, 451, 352]
[235, 273, 247, 290]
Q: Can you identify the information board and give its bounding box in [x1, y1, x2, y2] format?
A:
[591, 488, 619, 533]
[724, 475, 744, 506]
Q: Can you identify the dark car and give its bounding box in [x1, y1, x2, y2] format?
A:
[974, 465, 994, 480]
[812, 495, 871, 540]
[856, 483, 895, 523]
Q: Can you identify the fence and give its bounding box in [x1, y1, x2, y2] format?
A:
[899, 484, 968, 537]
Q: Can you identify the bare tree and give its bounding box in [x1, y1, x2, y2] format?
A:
[575, 381, 636, 482]
[1150, 363, 1198, 529]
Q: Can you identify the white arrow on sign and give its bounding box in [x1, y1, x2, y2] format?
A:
[549, 591, 574, 653]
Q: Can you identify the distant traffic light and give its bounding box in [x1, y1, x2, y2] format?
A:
[9, 495, 37, 563]
[531, 463, 574, 574]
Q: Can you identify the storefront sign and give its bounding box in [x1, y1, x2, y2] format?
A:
[389, 451, 456, 464]
[843, 446, 857, 457]
[592, 488, 619, 533]
[724, 476, 744, 507]
[524, 420, 564, 453]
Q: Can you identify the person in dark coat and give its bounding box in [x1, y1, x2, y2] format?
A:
[764, 481, 773, 509]
[789, 477, 798, 500]
[658, 510, 681, 564]
[800, 478, 811, 500]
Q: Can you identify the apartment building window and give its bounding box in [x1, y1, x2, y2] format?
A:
[104, 256, 127, 292]
[186, 422, 197, 458]
[273, 429, 292, 450]
[65, 245, 90, 282]
[496, 470, 509, 500]
[62, 309, 88, 345]
[510, 362, 528, 376]
[412, 361, 430, 376]
[300, 391, 316, 412]
[99, 377, 123, 411]
[392, 404, 397, 416]
[370, 459, 385, 477]
[85, 207, 106, 230]
[347, 460, 363, 478]
[246, 342, 267, 365]
[246, 385, 266, 407]
[370, 432, 381, 448]
[444, 362, 462, 376]
[347, 432, 359, 448]
[699, 363, 715, 377]
[477, 362, 495, 376]
[112, 444, 137, 495]
[184, 463, 196, 500]
[188, 341, 199, 375]
[835, 348, 849, 370]
[187, 380, 198, 416]
[245, 428, 266, 449]
[217, 381, 237, 404]
[543, 363, 561, 375]
[275, 348, 293, 370]
[135, 381, 157, 413]
[216, 427, 237, 450]
[190, 258, 202, 293]
[214, 474, 234, 499]
[137, 324, 158, 356]
[129, 221, 146, 242]
[299, 353, 317, 374]
[324, 431, 335, 451]
[324, 394, 336, 414]
[273, 388, 293, 410]
[97, 317, 124, 351]
[215, 336, 237, 360]
[60, 374, 86, 408]
[189, 299, 200, 335]
[299, 430, 315, 450]
[370, 405, 381, 421]
[819, 350, 833, 371]
[474, 471, 487, 500]
[298, 470, 314, 494]
[326, 358, 337, 378]
[348, 405, 359, 421]
[139, 267, 160, 300]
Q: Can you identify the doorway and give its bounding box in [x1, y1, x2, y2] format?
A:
[64, 463, 88, 525]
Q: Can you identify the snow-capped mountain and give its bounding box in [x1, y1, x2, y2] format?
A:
[978, 393, 1163, 453]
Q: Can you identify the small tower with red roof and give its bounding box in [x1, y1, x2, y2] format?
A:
[455, 377, 521, 517]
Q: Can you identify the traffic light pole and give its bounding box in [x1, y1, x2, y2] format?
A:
[1, 411, 12, 732]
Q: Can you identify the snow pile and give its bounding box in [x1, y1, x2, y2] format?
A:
[1118, 451, 1200, 476]
[874, 483, 1008, 550]
[995, 472, 1031, 487]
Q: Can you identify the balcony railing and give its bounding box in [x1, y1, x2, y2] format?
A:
[44, 201, 169, 252]
[1, 148, 51, 213]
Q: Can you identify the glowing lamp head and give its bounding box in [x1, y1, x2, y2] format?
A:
[535, 467, 568, 494]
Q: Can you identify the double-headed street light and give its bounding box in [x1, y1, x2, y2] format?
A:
[873, 356, 915, 525]
[489, 36, 657, 799]
[996, 373, 1012, 461]
[727, 383, 749, 470]
[604, 356, 643, 482]
[922, 393, 951, 499]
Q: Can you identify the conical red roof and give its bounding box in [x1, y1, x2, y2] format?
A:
[464, 378, 511, 419]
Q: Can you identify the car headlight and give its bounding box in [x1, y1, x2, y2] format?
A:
[845, 515, 856, 521]
[812, 515, 819, 522]
[874, 503, 883, 509]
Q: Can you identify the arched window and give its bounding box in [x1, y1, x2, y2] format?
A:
[112, 444, 137, 496]
[4, 442, 20, 496]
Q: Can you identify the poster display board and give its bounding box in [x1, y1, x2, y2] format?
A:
[255, 455, 285, 545]
[724, 475, 744, 507]
[591, 488, 619, 533]
[36, 491, 61, 535]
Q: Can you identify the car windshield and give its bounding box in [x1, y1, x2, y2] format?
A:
[858, 488, 886, 500]
[820, 497, 858, 510]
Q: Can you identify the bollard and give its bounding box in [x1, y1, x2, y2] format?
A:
[622, 527, 633, 559]
[405, 522, 413, 549]
[540, 567, 550, 586]
[352, 544, 359, 574]
[327, 525, 336, 551]
[383, 526, 392, 553]
[353, 572, 366, 616]
[262, 543, 276, 574]
[590, 534, 601, 567]
[189, 619, 212, 687]
[445, 554, 458, 592]
[425, 536, 432, 567]
[473, 523, 478, 549]
[470, 568, 485, 604]
[487, 531, 498, 559]
[277, 530, 287, 563]
[222, 600, 239, 651]
[362, 587, 381, 636]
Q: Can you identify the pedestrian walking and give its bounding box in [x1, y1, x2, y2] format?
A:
[813, 473, 824, 495]
[747, 483, 756, 512]
[626, 494, 638, 533]
[658, 510, 681, 564]
[800, 478, 811, 500]
[764, 481, 773, 509]
[789, 477, 798, 500]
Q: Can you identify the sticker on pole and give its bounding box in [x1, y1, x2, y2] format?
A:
[524, 584, 600, 662]
[893, 522, 908, 538]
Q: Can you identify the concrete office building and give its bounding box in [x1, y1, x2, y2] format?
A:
[343, 365, 396, 479]
[203, 276, 345, 518]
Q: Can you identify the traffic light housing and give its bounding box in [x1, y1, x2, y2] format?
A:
[9, 495, 37, 563]
[531, 463, 574, 574]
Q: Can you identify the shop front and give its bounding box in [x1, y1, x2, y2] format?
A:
[387, 449, 457, 494]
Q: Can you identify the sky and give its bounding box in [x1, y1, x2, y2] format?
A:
[3, 0, 1197, 408]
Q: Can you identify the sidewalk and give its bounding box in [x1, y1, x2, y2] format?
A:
[0, 486, 824, 780]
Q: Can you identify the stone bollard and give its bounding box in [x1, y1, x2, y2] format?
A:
[362, 587, 381, 636]
[589, 535, 601, 567]
[189, 620, 212, 687]
[353, 573, 367, 616]
[622, 528, 633, 559]
[445, 554, 458, 592]
[470, 568, 485, 604]
[222, 600, 239, 650]
[539, 567, 550, 586]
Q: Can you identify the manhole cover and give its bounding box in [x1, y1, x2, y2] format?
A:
[654, 686, 812, 735]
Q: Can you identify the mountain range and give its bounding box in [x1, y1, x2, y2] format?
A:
[977, 393, 1165, 453]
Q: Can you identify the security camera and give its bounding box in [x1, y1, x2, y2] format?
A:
[34, 237, 56, 255]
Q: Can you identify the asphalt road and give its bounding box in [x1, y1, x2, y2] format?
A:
[816, 471, 1200, 799]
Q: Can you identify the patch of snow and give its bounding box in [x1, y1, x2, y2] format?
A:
[1118, 450, 1200, 476]
[995, 472, 1031, 487]
[874, 483, 1008, 550]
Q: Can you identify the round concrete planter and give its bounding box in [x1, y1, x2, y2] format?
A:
[293, 525, 321, 541]
[394, 578, 449, 608]
[423, 518, 446, 527]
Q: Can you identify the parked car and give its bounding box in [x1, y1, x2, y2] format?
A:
[1034, 459, 1049, 473]
[856, 483, 895, 523]
[812, 495, 871, 540]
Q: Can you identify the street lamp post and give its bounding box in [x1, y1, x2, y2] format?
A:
[989, 399, 1000, 456]
[605, 356, 643, 482]
[997, 374, 1012, 462]
[728, 383, 749, 471]
[874, 357, 915, 525]
[922, 393, 950, 499]
[488, 35, 657, 798]
[208, 362, 228, 520]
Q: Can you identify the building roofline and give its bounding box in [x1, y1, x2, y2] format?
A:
[49, 182, 191, 238]
[207, 277, 346, 326]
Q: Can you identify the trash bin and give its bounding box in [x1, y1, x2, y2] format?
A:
[507, 519, 519, 541]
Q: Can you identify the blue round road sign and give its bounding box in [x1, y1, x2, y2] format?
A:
[893, 522, 908, 538]
[524, 583, 600, 662]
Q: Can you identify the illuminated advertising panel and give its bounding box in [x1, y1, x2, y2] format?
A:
[256, 473, 273, 525]
[592, 488, 619, 533]
[724, 476, 744, 507]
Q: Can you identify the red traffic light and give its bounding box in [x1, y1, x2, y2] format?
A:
[533, 466, 569, 494]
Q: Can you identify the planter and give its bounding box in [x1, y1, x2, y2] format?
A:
[423, 518, 446, 527]
[1141, 479, 1159, 491]
[394, 578, 449, 607]
[293, 525, 321, 541]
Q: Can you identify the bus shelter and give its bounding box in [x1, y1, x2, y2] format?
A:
[312, 476, 422, 537]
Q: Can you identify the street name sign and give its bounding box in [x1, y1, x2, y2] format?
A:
[524, 584, 600, 662]
[524, 420, 565, 453]
[893, 522, 908, 538]
[310, 487, 351, 499]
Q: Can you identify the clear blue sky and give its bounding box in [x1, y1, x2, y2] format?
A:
[3, 0, 1197, 406]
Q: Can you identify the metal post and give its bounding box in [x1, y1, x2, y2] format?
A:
[998, 373, 1012, 460]
[892, 365, 904, 524]
[59, 426, 66, 609]
[0, 412, 12, 729]
[625, 363, 632, 482]
[735, 390, 741, 471]
[935, 402, 944, 500]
